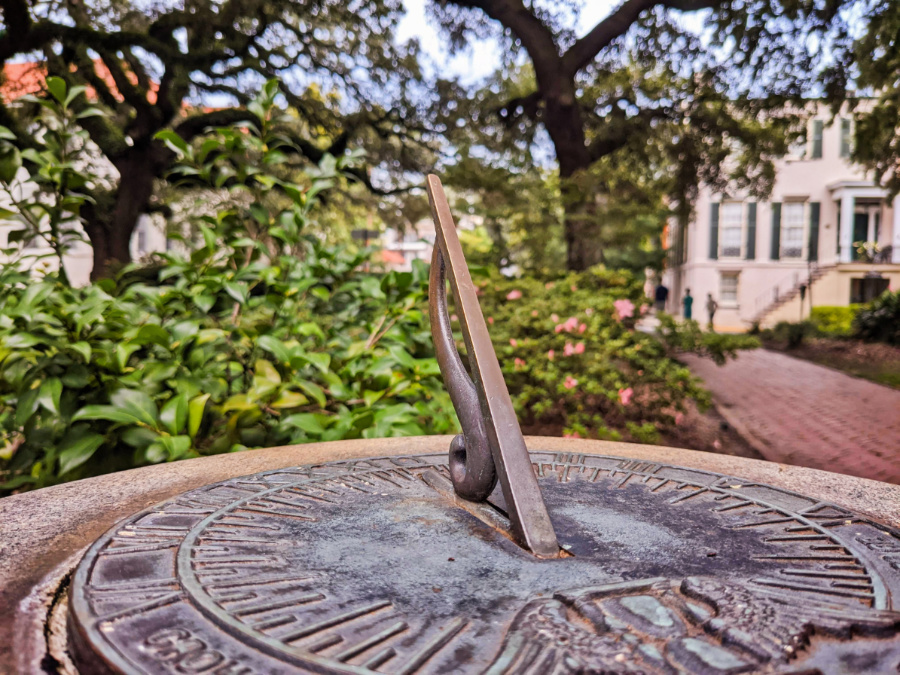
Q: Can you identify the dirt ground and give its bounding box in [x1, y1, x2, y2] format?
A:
[657, 399, 763, 460]
[764, 337, 900, 389]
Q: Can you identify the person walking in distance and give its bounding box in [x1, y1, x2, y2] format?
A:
[654, 283, 669, 313]
[682, 289, 693, 320]
[706, 293, 719, 331]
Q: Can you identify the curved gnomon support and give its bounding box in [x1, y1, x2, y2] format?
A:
[425, 174, 560, 558]
[429, 244, 497, 500]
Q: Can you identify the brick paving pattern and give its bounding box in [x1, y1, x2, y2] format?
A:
[681, 349, 900, 485]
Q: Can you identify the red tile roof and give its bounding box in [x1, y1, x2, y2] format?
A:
[1, 60, 158, 104]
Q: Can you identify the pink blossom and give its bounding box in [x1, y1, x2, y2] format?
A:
[564, 376, 578, 390]
[554, 324, 564, 333]
[545, 282, 555, 289]
[506, 289, 522, 300]
[578, 323, 587, 334]
[571, 285, 578, 292]
[551, 313, 559, 322]
[574, 342, 585, 354]
[564, 342, 575, 356]
[531, 310, 539, 317]
[547, 349, 555, 361]
[509, 338, 517, 347]
[488, 317, 494, 325]
[637, 369, 643, 376]
[614, 299, 635, 320]
[618, 387, 634, 406]
[514, 357, 526, 369]
[674, 412, 684, 426]
[563, 316, 579, 332]
[639, 304, 649, 315]
[585, 308, 594, 316]
[563, 431, 582, 438]
[450, 314, 458, 322]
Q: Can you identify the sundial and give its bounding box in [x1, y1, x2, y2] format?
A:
[66, 177, 900, 674]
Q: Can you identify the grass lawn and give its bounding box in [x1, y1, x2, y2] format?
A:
[763, 336, 900, 389]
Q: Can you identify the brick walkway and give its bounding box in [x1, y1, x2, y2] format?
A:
[681, 349, 900, 485]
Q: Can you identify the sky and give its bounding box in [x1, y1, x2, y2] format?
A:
[397, 0, 621, 84]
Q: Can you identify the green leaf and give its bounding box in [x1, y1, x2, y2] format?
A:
[0, 126, 16, 141]
[222, 394, 257, 412]
[257, 335, 291, 364]
[154, 129, 190, 157]
[77, 388, 160, 428]
[69, 342, 91, 363]
[15, 386, 41, 427]
[363, 389, 385, 407]
[160, 393, 189, 435]
[188, 393, 210, 439]
[73, 405, 146, 425]
[224, 282, 247, 304]
[58, 433, 105, 475]
[282, 413, 326, 435]
[159, 435, 192, 460]
[304, 352, 331, 374]
[0, 144, 22, 183]
[45, 76, 67, 104]
[271, 390, 309, 409]
[254, 359, 281, 385]
[296, 380, 327, 408]
[115, 343, 141, 371]
[75, 107, 105, 120]
[37, 377, 62, 415]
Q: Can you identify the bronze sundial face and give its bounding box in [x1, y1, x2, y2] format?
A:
[68, 451, 900, 674]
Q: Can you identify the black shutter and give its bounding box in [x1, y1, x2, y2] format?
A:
[808, 201, 820, 262]
[746, 202, 757, 260]
[771, 202, 781, 260]
[840, 119, 851, 158]
[811, 120, 824, 159]
[709, 203, 719, 260]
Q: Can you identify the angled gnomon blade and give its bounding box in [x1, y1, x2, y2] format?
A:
[426, 174, 560, 559]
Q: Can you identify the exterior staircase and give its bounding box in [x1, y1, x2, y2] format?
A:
[751, 263, 835, 326]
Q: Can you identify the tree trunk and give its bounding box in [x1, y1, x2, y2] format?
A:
[541, 83, 601, 271]
[85, 150, 158, 280]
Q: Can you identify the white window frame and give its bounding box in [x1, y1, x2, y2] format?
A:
[781, 200, 806, 260]
[720, 272, 739, 307]
[719, 201, 744, 259]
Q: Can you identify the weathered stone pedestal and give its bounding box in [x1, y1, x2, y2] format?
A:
[2, 437, 899, 673]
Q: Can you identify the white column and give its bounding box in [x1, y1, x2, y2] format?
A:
[839, 194, 855, 263]
[893, 195, 900, 263]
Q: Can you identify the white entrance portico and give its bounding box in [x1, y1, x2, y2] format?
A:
[828, 181, 895, 263]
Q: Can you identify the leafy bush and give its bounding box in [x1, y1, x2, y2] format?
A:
[476, 275, 757, 443]
[854, 290, 900, 345]
[0, 83, 458, 493]
[772, 320, 817, 348]
[811, 305, 861, 337]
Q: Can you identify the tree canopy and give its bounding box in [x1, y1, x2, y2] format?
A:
[0, 0, 433, 276]
[429, 0, 855, 269]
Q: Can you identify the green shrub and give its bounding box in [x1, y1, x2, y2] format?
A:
[772, 320, 817, 348]
[810, 305, 861, 337]
[854, 290, 900, 345]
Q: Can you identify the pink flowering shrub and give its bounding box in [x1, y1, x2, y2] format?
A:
[475, 267, 757, 444]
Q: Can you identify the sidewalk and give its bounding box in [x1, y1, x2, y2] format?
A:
[681, 349, 900, 484]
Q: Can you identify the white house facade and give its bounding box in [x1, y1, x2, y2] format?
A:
[663, 106, 900, 330]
